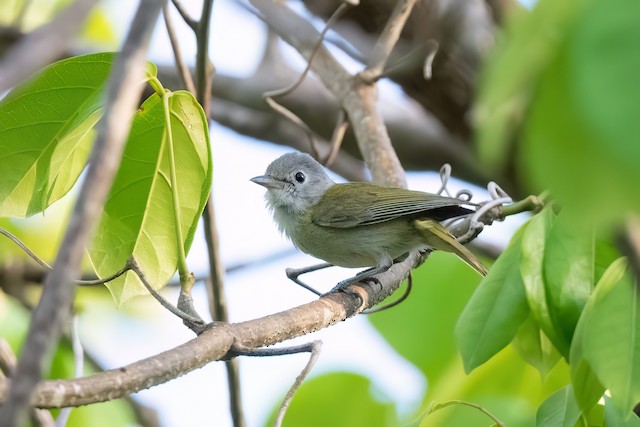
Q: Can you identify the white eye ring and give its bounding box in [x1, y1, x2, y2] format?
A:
[294, 172, 305, 183]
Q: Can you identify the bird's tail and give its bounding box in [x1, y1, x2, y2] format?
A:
[414, 219, 489, 276]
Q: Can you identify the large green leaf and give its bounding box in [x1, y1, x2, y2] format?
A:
[521, 208, 568, 356]
[512, 315, 561, 379]
[543, 210, 594, 349]
[579, 259, 640, 416]
[603, 396, 640, 427]
[0, 52, 114, 217]
[371, 252, 558, 427]
[536, 386, 581, 427]
[88, 91, 211, 305]
[456, 223, 530, 372]
[475, 0, 589, 172]
[521, 0, 640, 225]
[571, 0, 640, 181]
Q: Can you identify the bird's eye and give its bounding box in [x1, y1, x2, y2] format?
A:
[294, 172, 305, 183]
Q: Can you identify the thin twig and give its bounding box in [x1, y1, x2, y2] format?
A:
[193, 1, 245, 425]
[0, 228, 52, 270]
[0, 228, 130, 286]
[262, 2, 352, 158]
[423, 39, 439, 80]
[500, 193, 547, 217]
[129, 259, 206, 330]
[170, 0, 197, 31]
[322, 110, 349, 167]
[262, 2, 351, 100]
[75, 264, 130, 286]
[361, 0, 418, 81]
[0, 3, 162, 425]
[250, 0, 407, 186]
[195, 0, 214, 117]
[422, 400, 504, 427]
[232, 341, 322, 427]
[163, 1, 196, 93]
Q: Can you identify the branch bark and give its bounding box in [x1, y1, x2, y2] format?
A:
[0, 252, 420, 408]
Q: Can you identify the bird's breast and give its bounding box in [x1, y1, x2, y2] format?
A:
[290, 217, 424, 268]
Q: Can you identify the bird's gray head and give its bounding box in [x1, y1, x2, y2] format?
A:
[251, 152, 335, 218]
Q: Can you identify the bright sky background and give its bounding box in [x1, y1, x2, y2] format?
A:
[69, 1, 528, 426]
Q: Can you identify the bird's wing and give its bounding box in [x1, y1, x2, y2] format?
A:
[312, 182, 475, 228]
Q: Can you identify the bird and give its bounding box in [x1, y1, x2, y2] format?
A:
[251, 152, 488, 289]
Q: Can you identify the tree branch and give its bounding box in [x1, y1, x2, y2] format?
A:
[0, 1, 162, 426]
[0, 254, 418, 408]
[249, 0, 406, 186]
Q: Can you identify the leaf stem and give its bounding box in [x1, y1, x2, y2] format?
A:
[501, 192, 549, 217]
[425, 400, 504, 427]
[147, 75, 165, 96]
[161, 91, 191, 290]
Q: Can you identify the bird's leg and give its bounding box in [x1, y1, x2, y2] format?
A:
[326, 266, 387, 294]
[285, 262, 333, 296]
[327, 253, 411, 294]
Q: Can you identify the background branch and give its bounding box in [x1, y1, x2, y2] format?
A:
[0, 0, 99, 93]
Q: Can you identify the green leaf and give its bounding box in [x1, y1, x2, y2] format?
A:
[475, 0, 589, 172]
[521, 208, 568, 356]
[571, 0, 640, 175]
[543, 210, 594, 349]
[266, 372, 397, 427]
[579, 259, 640, 416]
[536, 386, 581, 427]
[521, 0, 640, 226]
[455, 223, 530, 372]
[0, 52, 115, 217]
[512, 315, 561, 379]
[569, 340, 605, 414]
[603, 396, 640, 427]
[595, 235, 621, 285]
[88, 91, 212, 305]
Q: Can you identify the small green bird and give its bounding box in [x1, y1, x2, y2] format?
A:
[251, 152, 488, 286]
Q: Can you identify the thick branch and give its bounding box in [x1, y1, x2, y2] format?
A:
[0, 255, 419, 408]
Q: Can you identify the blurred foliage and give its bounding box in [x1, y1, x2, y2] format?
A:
[0, 0, 115, 46]
[477, 0, 640, 226]
[266, 372, 398, 427]
[0, 293, 138, 426]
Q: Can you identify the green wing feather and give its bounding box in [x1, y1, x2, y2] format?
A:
[312, 182, 475, 228]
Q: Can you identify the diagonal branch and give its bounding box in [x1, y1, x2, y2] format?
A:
[249, 0, 407, 187]
[0, 255, 418, 408]
[0, 1, 163, 426]
[362, 0, 417, 80]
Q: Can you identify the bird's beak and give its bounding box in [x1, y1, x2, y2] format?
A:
[250, 175, 285, 189]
